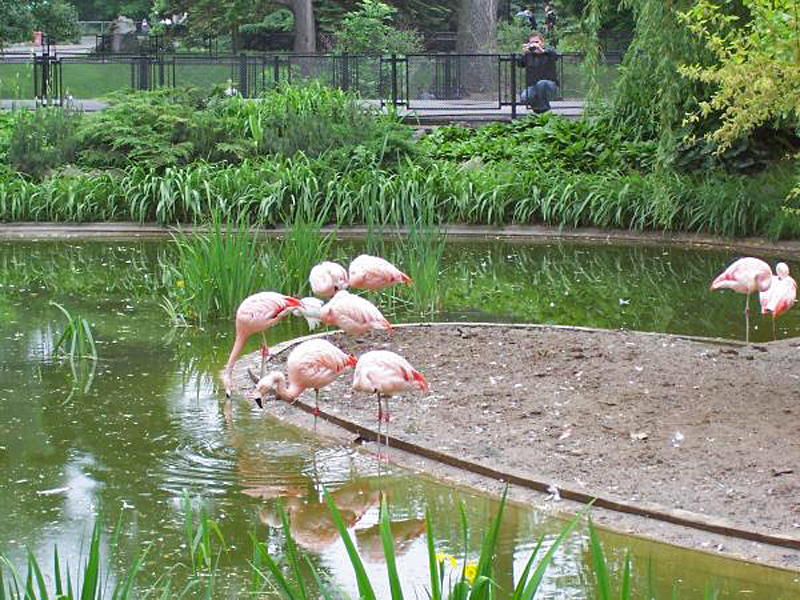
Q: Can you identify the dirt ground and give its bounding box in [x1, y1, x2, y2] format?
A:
[232, 323, 800, 571]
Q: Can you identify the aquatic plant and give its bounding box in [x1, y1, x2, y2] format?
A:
[0, 491, 724, 600]
[0, 520, 146, 600]
[50, 301, 98, 398]
[159, 210, 281, 325]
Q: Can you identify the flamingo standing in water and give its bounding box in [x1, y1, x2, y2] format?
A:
[309, 261, 349, 298]
[223, 292, 300, 397]
[254, 338, 357, 414]
[759, 262, 797, 340]
[710, 257, 772, 342]
[348, 254, 411, 291]
[352, 350, 427, 426]
[319, 290, 393, 336]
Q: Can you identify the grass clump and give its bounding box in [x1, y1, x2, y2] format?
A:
[8, 107, 82, 179]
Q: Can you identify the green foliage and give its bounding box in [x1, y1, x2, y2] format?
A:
[333, 0, 424, 54]
[496, 20, 532, 53]
[0, 518, 147, 599]
[420, 114, 657, 173]
[609, 0, 705, 156]
[8, 107, 82, 179]
[75, 88, 233, 170]
[1, 151, 797, 238]
[31, 0, 81, 42]
[678, 0, 800, 151]
[160, 210, 281, 325]
[220, 83, 416, 167]
[0, 0, 34, 47]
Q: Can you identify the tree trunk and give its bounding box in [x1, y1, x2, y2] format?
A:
[290, 0, 315, 53]
[456, 0, 498, 53]
[456, 0, 498, 95]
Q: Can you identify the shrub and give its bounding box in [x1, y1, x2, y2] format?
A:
[74, 88, 234, 170]
[8, 107, 82, 179]
[333, 0, 424, 55]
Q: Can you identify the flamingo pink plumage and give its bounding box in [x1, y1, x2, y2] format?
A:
[348, 254, 411, 291]
[309, 261, 349, 299]
[254, 338, 357, 414]
[319, 290, 393, 335]
[352, 350, 428, 423]
[710, 257, 773, 342]
[759, 262, 797, 339]
[223, 292, 301, 396]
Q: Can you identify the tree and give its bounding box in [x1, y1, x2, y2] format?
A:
[0, 0, 34, 47]
[333, 0, 423, 54]
[456, 0, 498, 53]
[157, 0, 315, 52]
[678, 0, 800, 151]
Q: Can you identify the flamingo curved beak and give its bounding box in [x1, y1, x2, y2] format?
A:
[254, 397, 263, 409]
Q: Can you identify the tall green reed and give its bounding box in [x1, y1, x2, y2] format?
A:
[159, 209, 281, 325]
[50, 301, 98, 399]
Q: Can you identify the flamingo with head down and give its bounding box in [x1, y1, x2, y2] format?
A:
[348, 254, 411, 292]
[710, 257, 773, 342]
[309, 261, 349, 299]
[319, 290, 393, 336]
[254, 338, 357, 415]
[223, 292, 300, 397]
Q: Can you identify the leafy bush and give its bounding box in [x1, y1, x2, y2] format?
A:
[74, 88, 236, 170]
[8, 107, 82, 178]
[32, 0, 80, 42]
[220, 83, 417, 168]
[333, 0, 424, 55]
[420, 113, 657, 173]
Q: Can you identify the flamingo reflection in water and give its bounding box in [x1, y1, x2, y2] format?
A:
[257, 481, 381, 553]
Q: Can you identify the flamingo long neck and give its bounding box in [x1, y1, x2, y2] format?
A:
[274, 375, 303, 401]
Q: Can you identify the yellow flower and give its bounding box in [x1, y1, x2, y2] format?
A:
[464, 562, 478, 585]
[176, 279, 185, 289]
[435, 552, 457, 569]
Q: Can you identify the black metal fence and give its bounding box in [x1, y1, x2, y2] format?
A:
[1, 47, 620, 115]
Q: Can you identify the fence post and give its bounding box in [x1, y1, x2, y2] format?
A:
[273, 54, 280, 86]
[341, 53, 350, 92]
[390, 53, 398, 107]
[510, 53, 517, 119]
[238, 53, 249, 97]
[137, 55, 150, 90]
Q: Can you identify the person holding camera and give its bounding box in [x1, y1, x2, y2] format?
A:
[517, 33, 559, 113]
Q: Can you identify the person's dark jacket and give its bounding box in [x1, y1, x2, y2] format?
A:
[517, 49, 559, 89]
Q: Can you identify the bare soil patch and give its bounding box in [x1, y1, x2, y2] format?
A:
[232, 324, 800, 570]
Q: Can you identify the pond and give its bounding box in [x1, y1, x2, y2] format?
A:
[1, 238, 798, 598]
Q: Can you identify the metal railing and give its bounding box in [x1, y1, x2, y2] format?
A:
[2, 48, 620, 114]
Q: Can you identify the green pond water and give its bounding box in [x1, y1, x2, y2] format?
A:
[0, 238, 798, 598]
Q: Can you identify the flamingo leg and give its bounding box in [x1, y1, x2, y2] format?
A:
[384, 395, 390, 452]
[260, 332, 269, 377]
[744, 292, 750, 343]
[772, 316, 777, 341]
[314, 389, 321, 417]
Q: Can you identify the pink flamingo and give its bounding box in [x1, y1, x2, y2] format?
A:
[710, 257, 773, 342]
[759, 262, 797, 339]
[223, 292, 301, 397]
[254, 338, 357, 414]
[352, 350, 428, 424]
[319, 290, 393, 335]
[348, 254, 411, 291]
[309, 261, 349, 298]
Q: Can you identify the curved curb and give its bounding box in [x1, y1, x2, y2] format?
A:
[243, 322, 800, 553]
[3, 223, 800, 257]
